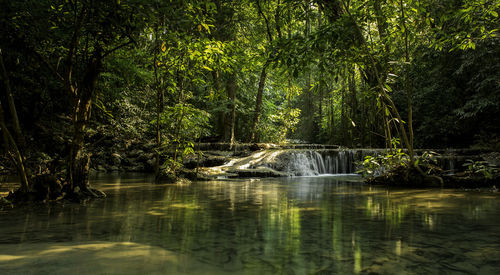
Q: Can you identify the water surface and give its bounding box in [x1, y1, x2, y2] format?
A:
[1, 174, 499, 274]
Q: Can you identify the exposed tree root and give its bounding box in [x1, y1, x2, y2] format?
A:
[3, 172, 106, 206]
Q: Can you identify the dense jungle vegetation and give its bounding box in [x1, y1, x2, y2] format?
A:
[0, 0, 499, 197]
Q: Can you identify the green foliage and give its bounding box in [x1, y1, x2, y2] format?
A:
[160, 104, 211, 142]
[402, 38, 500, 148]
[414, 151, 438, 168]
[259, 105, 301, 143]
[463, 159, 498, 179]
[431, 0, 499, 51]
[357, 149, 440, 178]
[357, 149, 410, 177]
[157, 103, 211, 172]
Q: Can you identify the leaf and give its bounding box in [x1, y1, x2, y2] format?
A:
[384, 83, 393, 92]
[161, 42, 166, 52]
[201, 23, 211, 34]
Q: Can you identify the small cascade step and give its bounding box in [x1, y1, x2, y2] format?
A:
[286, 150, 362, 176]
[199, 147, 482, 178]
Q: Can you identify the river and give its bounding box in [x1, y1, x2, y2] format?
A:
[1, 173, 499, 274]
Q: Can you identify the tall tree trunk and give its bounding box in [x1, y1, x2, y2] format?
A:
[251, 0, 278, 142]
[153, 28, 164, 181]
[319, 78, 323, 131]
[340, 86, 347, 146]
[400, 0, 414, 163]
[329, 98, 335, 144]
[373, 0, 390, 79]
[224, 74, 237, 144]
[172, 73, 186, 175]
[348, 66, 357, 147]
[212, 70, 225, 139]
[68, 49, 102, 194]
[250, 59, 270, 142]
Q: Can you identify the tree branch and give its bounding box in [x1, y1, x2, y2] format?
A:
[256, 0, 273, 42]
[102, 40, 135, 59]
[66, 5, 87, 95]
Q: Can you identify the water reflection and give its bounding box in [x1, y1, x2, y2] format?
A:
[1, 174, 499, 274]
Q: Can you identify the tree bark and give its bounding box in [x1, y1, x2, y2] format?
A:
[341, 0, 413, 155]
[250, 0, 277, 142]
[348, 66, 357, 147]
[68, 48, 102, 192]
[153, 28, 164, 182]
[400, 0, 414, 163]
[0, 49, 29, 192]
[0, 49, 24, 149]
[224, 74, 237, 144]
[0, 106, 29, 192]
[250, 59, 270, 142]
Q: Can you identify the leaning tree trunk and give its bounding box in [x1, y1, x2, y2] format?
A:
[0, 49, 29, 192]
[0, 49, 25, 150]
[0, 105, 29, 192]
[251, 0, 276, 143]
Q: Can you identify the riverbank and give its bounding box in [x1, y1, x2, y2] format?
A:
[1, 143, 498, 200]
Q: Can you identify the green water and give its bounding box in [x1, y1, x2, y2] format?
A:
[1, 174, 499, 274]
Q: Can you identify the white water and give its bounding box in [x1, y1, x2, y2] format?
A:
[201, 148, 464, 178]
[286, 150, 359, 176]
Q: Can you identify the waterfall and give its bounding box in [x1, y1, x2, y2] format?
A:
[206, 146, 478, 178]
[286, 150, 360, 176]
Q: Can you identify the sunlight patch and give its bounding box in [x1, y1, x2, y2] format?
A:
[0, 255, 26, 261]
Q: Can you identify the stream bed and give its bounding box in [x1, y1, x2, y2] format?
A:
[1, 173, 499, 274]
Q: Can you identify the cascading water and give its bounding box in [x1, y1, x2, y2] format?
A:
[286, 150, 360, 176]
[205, 146, 479, 178]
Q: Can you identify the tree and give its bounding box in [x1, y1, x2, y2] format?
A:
[1, 0, 149, 196]
[0, 49, 29, 192]
[250, 0, 281, 142]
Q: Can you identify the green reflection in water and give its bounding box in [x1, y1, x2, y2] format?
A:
[0, 174, 499, 274]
